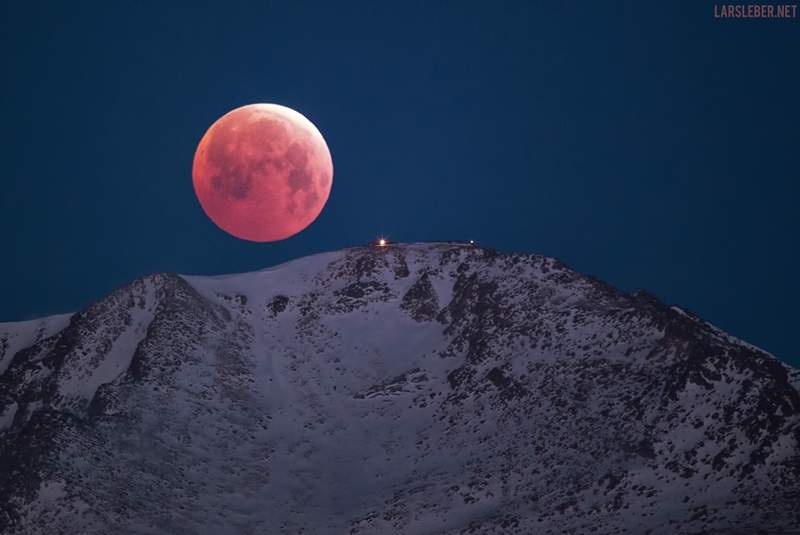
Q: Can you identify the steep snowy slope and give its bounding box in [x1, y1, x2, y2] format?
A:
[0, 314, 71, 375]
[0, 242, 797, 534]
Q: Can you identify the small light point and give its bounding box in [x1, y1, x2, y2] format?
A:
[378, 238, 387, 247]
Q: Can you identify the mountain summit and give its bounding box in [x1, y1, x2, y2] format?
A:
[1, 242, 797, 534]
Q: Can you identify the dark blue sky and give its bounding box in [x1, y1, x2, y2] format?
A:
[2, 2, 798, 365]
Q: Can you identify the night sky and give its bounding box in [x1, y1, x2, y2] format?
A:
[2, 2, 798, 366]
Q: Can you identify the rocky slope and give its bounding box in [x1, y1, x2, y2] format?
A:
[0, 242, 798, 534]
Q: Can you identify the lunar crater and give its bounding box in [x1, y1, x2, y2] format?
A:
[288, 167, 312, 192]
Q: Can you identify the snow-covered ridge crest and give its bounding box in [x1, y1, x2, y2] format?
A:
[0, 242, 797, 534]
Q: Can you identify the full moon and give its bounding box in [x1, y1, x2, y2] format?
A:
[192, 103, 333, 242]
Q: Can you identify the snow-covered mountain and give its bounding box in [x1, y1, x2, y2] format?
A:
[1, 242, 797, 534]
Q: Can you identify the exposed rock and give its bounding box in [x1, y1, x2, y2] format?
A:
[400, 272, 439, 322]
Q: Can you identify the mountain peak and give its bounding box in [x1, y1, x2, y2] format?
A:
[1, 244, 798, 533]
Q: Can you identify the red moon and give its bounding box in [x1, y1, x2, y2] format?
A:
[192, 104, 333, 242]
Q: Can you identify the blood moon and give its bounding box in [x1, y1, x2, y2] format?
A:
[192, 104, 333, 242]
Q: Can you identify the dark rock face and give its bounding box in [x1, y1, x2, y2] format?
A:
[401, 273, 439, 322]
[0, 242, 797, 534]
[266, 295, 289, 317]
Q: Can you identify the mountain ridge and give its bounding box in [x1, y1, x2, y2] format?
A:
[1, 242, 797, 534]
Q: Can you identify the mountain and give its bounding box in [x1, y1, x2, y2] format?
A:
[0, 242, 798, 534]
